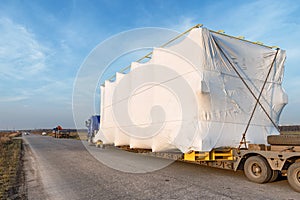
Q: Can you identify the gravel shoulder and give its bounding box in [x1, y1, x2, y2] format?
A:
[23, 141, 49, 200]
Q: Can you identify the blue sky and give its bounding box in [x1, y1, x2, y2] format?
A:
[1, 0, 300, 129]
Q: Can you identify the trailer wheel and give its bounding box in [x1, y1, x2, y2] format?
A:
[287, 162, 300, 192]
[269, 170, 280, 182]
[244, 156, 272, 183]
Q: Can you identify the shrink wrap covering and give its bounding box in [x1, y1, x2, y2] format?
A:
[94, 28, 287, 153]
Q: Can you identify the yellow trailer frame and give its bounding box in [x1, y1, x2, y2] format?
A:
[184, 149, 234, 162]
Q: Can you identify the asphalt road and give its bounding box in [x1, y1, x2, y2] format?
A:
[23, 134, 300, 200]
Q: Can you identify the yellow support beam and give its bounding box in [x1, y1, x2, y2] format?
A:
[211, 149, 234, 160]
[184, 151, 196, 161]
[184, 149, 234, 162]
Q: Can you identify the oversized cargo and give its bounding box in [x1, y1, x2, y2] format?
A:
[94, 26, 287, 153]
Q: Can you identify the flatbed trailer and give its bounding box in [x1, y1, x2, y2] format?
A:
[95, 140, 300, 192]
[182, 144, 300, 192]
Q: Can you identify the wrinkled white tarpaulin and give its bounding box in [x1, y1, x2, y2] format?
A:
[94, 27, 288, 153]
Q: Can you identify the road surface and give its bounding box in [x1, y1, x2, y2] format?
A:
[23, 135, 299, 200]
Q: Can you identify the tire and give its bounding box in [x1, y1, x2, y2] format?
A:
[267, 135, 300, 145]
[287, 162, 300, 192]
[269, 170, 280, 182]
[244, 156, 272, 183]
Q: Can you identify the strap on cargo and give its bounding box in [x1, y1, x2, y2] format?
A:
[239, 49, 280, 149]
[213, 38, 280, 149]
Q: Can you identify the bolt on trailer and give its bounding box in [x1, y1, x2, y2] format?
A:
[93, 24, 300, 192]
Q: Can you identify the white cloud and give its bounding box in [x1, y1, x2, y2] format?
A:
[0, 17, 74, 105]
[0, 17, 49, 80]
[0, 96, 28, 102]
[32, 77, 74, 104]
[228, 1, 291, 37]
[170, 17, 198, 32]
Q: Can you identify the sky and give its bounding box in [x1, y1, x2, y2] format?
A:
[1, 0, 300, 129]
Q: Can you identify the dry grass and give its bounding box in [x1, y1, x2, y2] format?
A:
[0, 132, 24, 199]
[0, 136, 11, 143]
[76, 131, 88, 140]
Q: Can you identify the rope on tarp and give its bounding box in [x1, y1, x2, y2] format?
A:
[212, 37, 280, 149]
[239, 48, 280, 149]
[209, 30, 274, 49]
[102, 24, 278, 86]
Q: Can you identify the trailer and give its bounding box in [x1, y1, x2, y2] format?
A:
[52, 126, 71, 138]
[94, 138, 300, 192]
[93, 24, 300, 192]
[183, 141, 300, 192]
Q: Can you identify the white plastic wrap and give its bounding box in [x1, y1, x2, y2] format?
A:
[94, 27, 288, 153]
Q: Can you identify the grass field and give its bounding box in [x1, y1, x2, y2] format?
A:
[0, 132, 24, 199]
